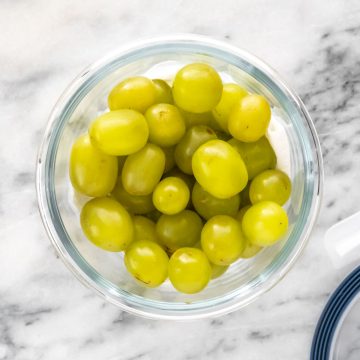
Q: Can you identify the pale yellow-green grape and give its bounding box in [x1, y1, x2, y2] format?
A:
[228, 94, 271, 142]
[228, 137, 277, 179]
[242, 201, 289, 246]
[70, 134, 118, 197]
[174, 125, 217, 174]
[180, 109, 213, 128]
[236, 205, 251, 223]
[156, 210, 203, 252]
[173, 63, 223, 113]
[249, 169, 292, 205]
[153, 177, 190, 215]
[168, 247, 211, 294]
[240, 240, 262, 259]
[145, 104, 186, 147]
[162, 146, 176, 173]
[133, 216, 159, 243]
[192, 182, 240, 220]
[80, 197, 133, 251]
[152, 79, 173, 104]
[122, 143, 165, 195]
[192, 139, 248, 199]
[201, 215, 245, 265]
[124, 239, 168, 287]
[111, 176, 155, 214]
[165, 167, 195, 192]
[212, 83, 248, 132]
[89, 110, 149, 156]
[210, 263, 229, 279]
[108, 76, 156, 113]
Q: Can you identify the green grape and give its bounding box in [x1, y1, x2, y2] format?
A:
[192, 182, 240, 220]
[145, 104, 186, 147]
[201, 215, 245, 265]
[212, 83, 248, 132]
[152, 79, 173, 104]
[89, 110, 149, 156]
[153, 177, 190, 215]
[80, 197, 133, 251]
[122, 143, 165, 195]
[156, 210, 202, 252]
[168, 247, 211, 294]
[108, 76, 156, 113]
[242, 201, 289, 246]
[124, 239, 168, 287]
[228, 137, 277, 179]
[240, 183, 251, 206]
[117, 156, 127, 173]
[228, 94, 271, 142]
[163, 146, 176, 173]
[165, 167, 195, 191]
[180, 109, 213, 128]
[70, 134, 117, 197]
[210, 263, 229, 279]
[249, 169, 292, 205]
[133, 216, 159, 243]
[173, 63, 223, 113]
[174, 125, 217, 175]
[111, 176, 155, 214]
[236, 205, 251, 223]
[192, 139, 248, 199]
[240, 240, 262, 259]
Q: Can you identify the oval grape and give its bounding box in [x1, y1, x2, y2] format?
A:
[201, 215, 245, 265]
[122, 143, 165, 195]
[125, 239, 168, 287]
[169, 247, 211, 294]
[228, 94, 271, 142]
[173, 63, 223, 113]
[80, 197, 133, 251]
[145, 104, 186, 147]
[108, 76, 156, 113]
[153, 177, 190, 215]
[249, 169, 291, 205]
[242, 201, 289, 246]
[192, 139, 248, 199]
[89, 110, 149, 156]
[70, 134, 117, 197]
[156, 210, 203, 252]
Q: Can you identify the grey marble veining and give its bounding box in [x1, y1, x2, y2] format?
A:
[1, 0, 360, 359]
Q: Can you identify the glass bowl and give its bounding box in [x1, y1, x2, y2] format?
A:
[36, 34, 323, 320]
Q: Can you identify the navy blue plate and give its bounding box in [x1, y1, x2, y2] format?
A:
[310, 266, 360, 359]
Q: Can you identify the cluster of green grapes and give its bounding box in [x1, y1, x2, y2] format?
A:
[69, 63, 291, 294]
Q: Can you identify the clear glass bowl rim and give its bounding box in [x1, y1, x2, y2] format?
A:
[36, 34, 324, 320]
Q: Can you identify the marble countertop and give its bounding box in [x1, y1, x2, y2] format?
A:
[1, 0, 360, 359]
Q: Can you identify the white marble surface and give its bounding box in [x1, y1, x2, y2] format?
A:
[1, 0, 360, 359]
